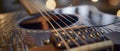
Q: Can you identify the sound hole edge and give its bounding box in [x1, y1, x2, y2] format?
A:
[18, 14, 79, 30]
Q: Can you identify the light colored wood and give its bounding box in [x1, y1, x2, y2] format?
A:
[29, 40, 113, 51]
[20, 16, 50, 30]
[19, 0, 40, 14]
[68, 40, 113, 51]
[29, 44, 61, 51]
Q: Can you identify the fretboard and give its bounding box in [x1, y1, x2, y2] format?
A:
[50, 26, 113, 51]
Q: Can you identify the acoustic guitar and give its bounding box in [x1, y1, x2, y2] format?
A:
[10, 0, 120, 51]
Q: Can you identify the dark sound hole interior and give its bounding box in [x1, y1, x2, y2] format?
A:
[19, 14, 78, 30]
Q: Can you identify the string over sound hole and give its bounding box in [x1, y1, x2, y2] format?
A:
[50, 27, 109, 49]
[19, 14, 78, 30]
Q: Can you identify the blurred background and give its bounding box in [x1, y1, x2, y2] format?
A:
[0, 0, 120, 51]
[0, 0, 120, 15]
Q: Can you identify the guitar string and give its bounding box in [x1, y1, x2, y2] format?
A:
[23, 0, 113, 50]
[31, 0, 79, 46]
[42, 11, 81, 46]
[47, 9, 100, 51]
[30, 0, 70, 50]
[33, 3, 81, 47]
[50, 7, 114, 51]
[52, 8, 98, 40]
[37, 2, 109, 50]
[44, 2, 93, 46]
[59, 8, 113, 42]
[45, 9, 88, 45]
[60, 9, 109, 41]
[45, 8, 88, 44]
[44, 2, 97, 43]
[46, 7, 97, 44]
[42, 3, 105, 50]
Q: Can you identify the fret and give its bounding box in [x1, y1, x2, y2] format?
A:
[50, 26, 110, 50]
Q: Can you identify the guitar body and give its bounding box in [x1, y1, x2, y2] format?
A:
[0, 0, 120, 50]
[14, 4, 120, 51]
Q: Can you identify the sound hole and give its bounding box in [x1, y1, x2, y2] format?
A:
[19, 14, 78, 30]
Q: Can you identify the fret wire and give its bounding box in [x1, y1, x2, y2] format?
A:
[30, 0, 70, 50]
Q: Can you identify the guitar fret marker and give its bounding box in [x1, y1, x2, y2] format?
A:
[57, 43, 62, 47]
[69, 31, 73, 33]
[61, 32, 65, 35]
[89, 34, 94, 38]
[77, 31, 81, 34]
[81, 35, 86, 40]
